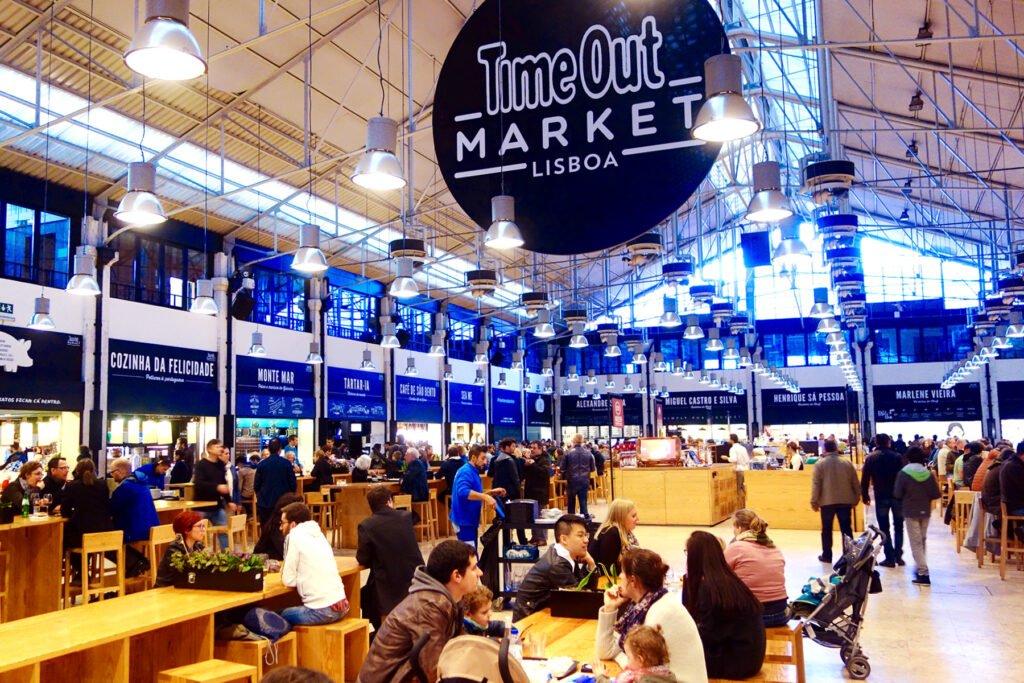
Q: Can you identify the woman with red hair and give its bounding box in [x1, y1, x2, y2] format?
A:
[155, 510, 209, 587]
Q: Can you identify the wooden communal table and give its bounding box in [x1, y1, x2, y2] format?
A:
[295, 476, 314, 495]
[0, 516, 64, 622]
[0, 557, 361, 683]
[152, 499, 210, 525]
[744, 467, 865, 532]
[514, 608, 620, 677]
[167, 483, 194, 500]
[332, 479, 445, 550]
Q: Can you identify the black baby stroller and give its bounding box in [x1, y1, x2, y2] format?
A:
[790, 526, 885, 680]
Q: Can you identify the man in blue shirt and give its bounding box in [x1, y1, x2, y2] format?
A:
[400, 447, 429, 502]
[109, 458, 160, 544]
[255, 439, 297, 525]
[133, 458, 170, 488]
[283, 435, 303, 472]
[450, 445, 504, 547]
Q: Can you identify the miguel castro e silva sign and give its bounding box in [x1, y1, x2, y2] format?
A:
[433, 0, 728, 255]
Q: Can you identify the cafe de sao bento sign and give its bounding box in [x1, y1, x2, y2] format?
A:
[433, 0, 727, 254]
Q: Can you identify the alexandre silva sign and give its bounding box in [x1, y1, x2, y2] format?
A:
[433, 0, 726, 254]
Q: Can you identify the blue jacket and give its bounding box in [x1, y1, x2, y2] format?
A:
[254, 455, 297, 511]
[133, 463, 165, 488]
[450, 461, 483, 528]
[401, 459, 429, 502]
[110, 478, 160, 543]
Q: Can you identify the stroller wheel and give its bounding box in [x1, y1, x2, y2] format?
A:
[840, 645, 854, 663]
[847, 655, 871, 680]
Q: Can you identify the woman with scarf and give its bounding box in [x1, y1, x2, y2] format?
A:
[596, 548, 708, 683]
[589, 499, 640, 573]
[724, 509, 788, 626]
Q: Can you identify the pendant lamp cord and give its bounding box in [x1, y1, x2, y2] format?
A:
[377, 0, 385, 115]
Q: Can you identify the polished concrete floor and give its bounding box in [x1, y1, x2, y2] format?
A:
[346, 502, 1024, 681]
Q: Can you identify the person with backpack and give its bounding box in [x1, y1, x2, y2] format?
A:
[278, 502, 349, 625]
[893, 446, 941, 586]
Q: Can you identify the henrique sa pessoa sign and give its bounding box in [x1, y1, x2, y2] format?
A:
[433, 0, 727, 254]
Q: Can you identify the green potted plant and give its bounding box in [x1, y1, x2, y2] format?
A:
[549, 563, 618, 619]
[170, 550, 267, 592]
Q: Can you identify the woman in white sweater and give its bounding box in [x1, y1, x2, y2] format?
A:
[595, 548, 708, 683]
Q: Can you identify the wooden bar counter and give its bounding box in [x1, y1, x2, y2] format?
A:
[0, 557, 361, 683]
[744, 468, 865, 531]
[611, 465, 738, 526]
[0, 516, 63, 622]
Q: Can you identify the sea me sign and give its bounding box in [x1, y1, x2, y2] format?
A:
[433, 0, 727, 254]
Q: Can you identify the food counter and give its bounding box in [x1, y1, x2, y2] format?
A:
[744, 467, 865, 531]
[611, 464, 738, 526]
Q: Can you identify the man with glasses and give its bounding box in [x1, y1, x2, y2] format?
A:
[41, 456, 69, 514]
[512, 514, 596, 621]
[278, 501, 349, 625]
[109, 457, 160, 544]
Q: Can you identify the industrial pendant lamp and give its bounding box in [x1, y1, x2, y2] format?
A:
[698, 372, 711, 385]
[427, 333, 446, 357]
[992, 326, 1013, 350]
[567, 365, 580, 382]
[511, 350, 525, 371]
[380, 322, 400, 349]
[388, 258, 419, 299]
[189, 279, 218, 315]
[496, 372, 507, 387]
[722, 338, 740, 360]
[352, 117, 405, 191]
[248, 331, 266, 357]
[683, 316, 704, 340]
[67, 247, 101, 296]
[541, 358, 554, 376]
[561, 384, 571, 396]
[773, 218, 811, 275]
[292, 223, 329, 274]
[652, 352, 668, 373]
[28, 295, 55, 330]
[405, 357, 418, 376]
[115, 161, 166, 226]
[1007, 311, 1024, 339]
[124, 0, 206, 81]
[604, 342, 621, 358]
[809, 288, 834, 319]
[585, 370, 597, 386]
[692, 54, 761, 143]
[623, 379, 635, 392]
[604, 378, 616, 391]
[474, 369, 486, 386]
[473, 341, 489, 365]
[825, 331, 846, 348]
[305, 341, 324, 365]
[568, 322, 588, 349]
[360, 349, 376, 370]
[816, 316, 840, 335]
[745, 161, 792, 223]
[671, 362, 684, 377]
[533, 309, 555, 339]
[631, 344, 647, 365]
[660, 295, 682, 328]
[705, 327, 724, 352]
[443, 363, 454, 381]
[484, 195, 524, 250]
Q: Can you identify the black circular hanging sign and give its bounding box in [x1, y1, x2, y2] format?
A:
[433, 0, 727, 255]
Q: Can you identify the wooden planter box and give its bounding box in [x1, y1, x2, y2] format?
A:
[174, 568, 264, 592]
[549, 589, 604, 619]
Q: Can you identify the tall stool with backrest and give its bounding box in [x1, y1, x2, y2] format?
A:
[0, 539, 8, 621]
[63, 530, 125, 608]
[146, 524, 176, 588]
[412, 490, 438, 542]
[952, 490, 974, 554]
[208, 514, 248, 553]
[999, 502, 1024, 580]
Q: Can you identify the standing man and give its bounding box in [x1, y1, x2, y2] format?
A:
[193, 439, 233, 541]
[861, 433, 905, 567]
[108, 458, 160, 544]
[560, 434, 596, 518]
[523, 441, 551, 545]
[41, 456, 69, 513]
[728, 433, 751, 500]
[357, 485, 424, 629]
[490, 438, 526, 543]
[450, 445, 503, 548]
[254, 439, 297, 525]
[810, 438, 861, 563]
[400, 447, 429, 502]
[278, 502, 349, 625]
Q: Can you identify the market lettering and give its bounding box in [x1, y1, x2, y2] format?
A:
[110, 352, 214, 378]
[895, 389, 956, 400]
[343, 377, 370, 392]
[257, 368, 295, 385]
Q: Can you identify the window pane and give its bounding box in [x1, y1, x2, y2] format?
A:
[109, 235, 137, 301]
[874, 328, 898, 364]
[785, 333, 806, 367]
[807, 334, 829, 365]
[920, 327, 946, 362]
[137, 238, 161, 305]
[164, 245, 184, 308]
[4, 204, 34, 280]
[762, 333, 784, 367]
[38, 211, 69, 287]
[899, 328, 922, 363]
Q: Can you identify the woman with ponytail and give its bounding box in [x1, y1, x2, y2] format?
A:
[724, 509, 788, 627]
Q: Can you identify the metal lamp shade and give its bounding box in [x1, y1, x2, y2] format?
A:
[292, 223, 329, 273]
[389, 259, 419, 299]
[352, 117, 405, 191]
[28, 296, 55, 330]
[124, 0, 206, 81]
[248, 331, 266, 356]
[745, 162, 792, 223]
[67, 249, 100, 296]
[189, 278, 218, 315]
[115, 162, 166, 226]
[306, 342, 324, 365]
[692, 55, 760, 142]
[484, 195, 524, 250]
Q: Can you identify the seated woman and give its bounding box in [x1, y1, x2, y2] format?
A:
[253, 492, 304, 560]
[155, 511, 209, 587]
[310, 449, 334, 489]
[0, 460, 43, 508]
[61, 459, 113, 550]
[784, 441, 803, 470]
[683, 531, 766, 680]
[351, 455, 371, 483]
[589, 498, 639, 574]
[724, 509, 788, 627]
[596, 548, 707, 683]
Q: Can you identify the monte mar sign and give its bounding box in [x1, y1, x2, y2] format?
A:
[433, 0, 727, 254]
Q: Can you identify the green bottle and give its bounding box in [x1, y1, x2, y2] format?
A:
[21, 493, 29, 518]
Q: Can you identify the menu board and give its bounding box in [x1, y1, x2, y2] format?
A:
[395, 376, 443, 423]
[236, 356, 315, 419]
[327, 367, 386, 421]
[560, 394, 643, 426]
[108, 339, 218, 415]
[873, 383, 981, 422]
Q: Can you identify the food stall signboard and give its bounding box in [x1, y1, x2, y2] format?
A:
[610, 398, 625, 428]
[872, 383, 981, 422]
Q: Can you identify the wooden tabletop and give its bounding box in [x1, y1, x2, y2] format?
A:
[153, 499, 208, 513]
[0, 515, 65, 530]
[0, 557, 361, 674]
[514, 609, 620, 676]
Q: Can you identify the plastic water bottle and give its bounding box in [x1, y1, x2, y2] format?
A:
[21, 493, 29, 518]
[508, 626, 522, 660]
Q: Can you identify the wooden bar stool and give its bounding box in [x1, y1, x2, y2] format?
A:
[0, 539, 8, 621]
[999, 502, 1024, 580]
[215, 630, 296, 679]
[412, 490, 439, 542]
[765, 620, 805, 683]
[208, 514, 248, 553]
[62, 530, 125, 608]
[305, 492, 332, 536]
[393, 494, 413, 511]
[158, 659, 257, 683]
[294, 618, 370, 683]
[952, 490, 974, 554]
[146, 524, 176, 588]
